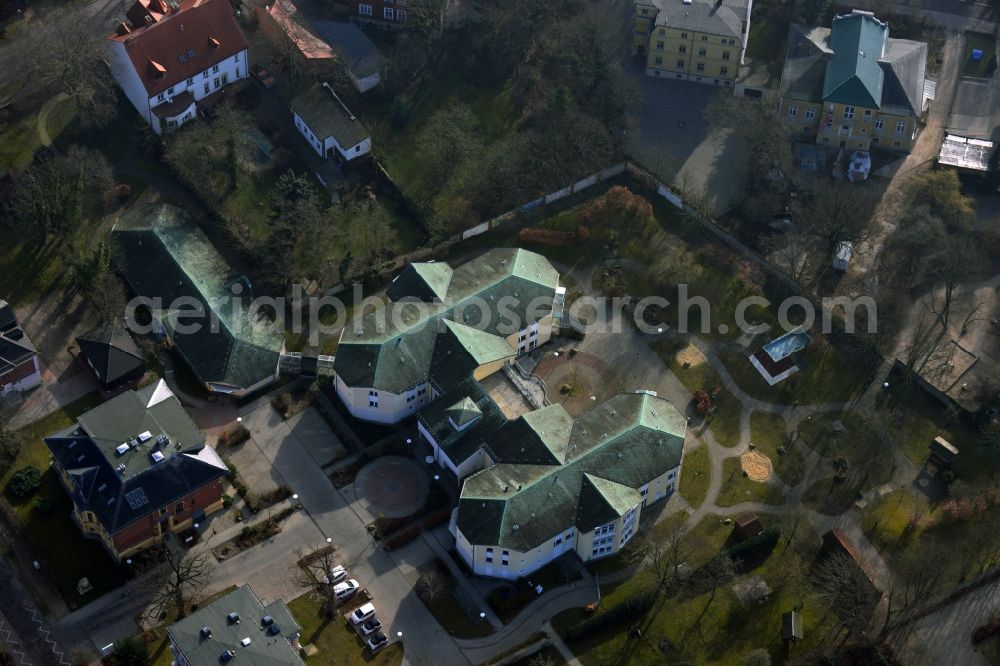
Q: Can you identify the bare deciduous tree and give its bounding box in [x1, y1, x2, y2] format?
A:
[811, 553, 879, 639]
[643, 522, 693, 594]
[145, 545, 209, 621]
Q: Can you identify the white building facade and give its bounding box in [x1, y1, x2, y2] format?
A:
[107, 0, 250, 135]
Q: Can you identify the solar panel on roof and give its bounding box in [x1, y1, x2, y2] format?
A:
[124, 487, 149, 509]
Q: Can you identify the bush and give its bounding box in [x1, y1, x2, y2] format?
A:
[726, 526, 781, 561]
[6, 466, 42, 499]
[384, 524, 421, 550]
[422, 507, 452, 530]
[564, 589, 658, 642]
[109, 636, 149, 666]
[217, 425, 250, 448]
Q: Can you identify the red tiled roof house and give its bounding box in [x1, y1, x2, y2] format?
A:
[107, 0, 249, 134]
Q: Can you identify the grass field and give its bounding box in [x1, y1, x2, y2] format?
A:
[289, 592, 403, 665]
[961, 31, 997, 78]
[718, 340, 868, 406]
[656, 342, 741, 448]
[678, 444, 711, 509]
[553, 513, 831, 665]
[3, 392, 123, 607]
[749, 411, 807, 487]
[715, 457, 786, 508]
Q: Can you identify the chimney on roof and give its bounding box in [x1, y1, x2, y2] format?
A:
[209, 36, 220, 49]
[148, 59, 167, 79]
[116, 21, 132, 35]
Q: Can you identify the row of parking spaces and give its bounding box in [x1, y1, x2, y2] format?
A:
[325, 564, 391, 653]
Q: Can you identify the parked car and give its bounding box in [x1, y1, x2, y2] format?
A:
[361, 617, 382, 636]
[366, 632, 389, 652]
[333, 579, 360, 600]
[323, 565, 347, 585]
[350, 602, 376, 625]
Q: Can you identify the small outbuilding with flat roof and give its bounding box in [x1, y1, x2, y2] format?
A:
[167, 585, 302, 665]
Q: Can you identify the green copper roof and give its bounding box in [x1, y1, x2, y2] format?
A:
[442, 320, 515, 367]
[112, 204, 283, 390]
[583, 474, 643, 516]
[334, 248, 558, 393]
[446, 396, 482, 427]
[456, 393, 686, 552]
[822, 12, 887, 108]
[412, 262, 453, 301]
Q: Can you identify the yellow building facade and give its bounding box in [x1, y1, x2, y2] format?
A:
[778, 11, 927, 153]
[633, 0, 752, 87]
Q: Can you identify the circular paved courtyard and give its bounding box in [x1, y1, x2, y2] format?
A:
[354, 455, 429, 519]
[533, 350, 620, 416]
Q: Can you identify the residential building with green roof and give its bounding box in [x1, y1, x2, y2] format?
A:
[451, 392, 686, 579]
[112, 204, 285, 396]
[167, 584, 302, 665]
[779, 10, 929, 153]
[44, 380, 228, 561]
[332, 249, 564, 436]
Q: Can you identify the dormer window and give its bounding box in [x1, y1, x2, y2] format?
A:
[148, 59, 167, 80]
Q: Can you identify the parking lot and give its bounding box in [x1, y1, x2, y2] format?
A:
[626, 71, 748, 213]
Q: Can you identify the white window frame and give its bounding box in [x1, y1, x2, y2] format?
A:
[788, 105, 798, 118]
[805, 108, 815, 119]
[383, 6, 393, 19]
[843, 106, 855, 120]
[895, 121, 906, 134]
[358, 3, 372, 15]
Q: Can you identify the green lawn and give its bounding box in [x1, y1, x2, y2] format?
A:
[289, 592, 403, 665]
[554, 512, 830, 665]
[872, 385, 990, 483]
[858, 489, 928, 553]
[0, 94, 77, 173]
[2, 393, 122, 608]
[657, 342, 741, 447]
[961, 31, 997, 78]
[749, 411, 806, 487]
[718, 340, 868, 406]
[715, 457, 786, 508]
[678, 444, 711, 509]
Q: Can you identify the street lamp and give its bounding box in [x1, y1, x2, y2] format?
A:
[292, 494, 299, 501]
[433, 474, 440, 481]
[326, 537, 332, 544]
[406, 438, 412, 445]
[479, 611, 486, 620]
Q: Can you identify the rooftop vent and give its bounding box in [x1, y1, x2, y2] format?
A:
[262, 615, 274, 626]
[115, 443, 130, 456]
[137, 431, 153, 443]
[201, 626, 212, 638]
[267, 624, 281, 636]
[227, 612, 240, 625]
[220, 650, 235, 662]
[240, 637, 251, 647]
[150, 451, 165, 464]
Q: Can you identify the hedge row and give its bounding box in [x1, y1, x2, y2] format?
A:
[564, 589, 658, 642]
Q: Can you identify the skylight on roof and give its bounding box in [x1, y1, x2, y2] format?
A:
[188, 48, 195, 58]
[178, 53, 186, 63]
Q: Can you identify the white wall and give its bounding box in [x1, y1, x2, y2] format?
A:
[0, 357, 42, 395]
[109, 43, 248, 134]
[325, 135, 372, 162]
[349, 70, 382, 93]
[334, 373, 430, 423]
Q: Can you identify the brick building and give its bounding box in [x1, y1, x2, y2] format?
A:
[45, 380, 228, 561]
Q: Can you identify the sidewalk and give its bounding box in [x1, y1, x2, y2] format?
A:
[423, 528, 503, 630]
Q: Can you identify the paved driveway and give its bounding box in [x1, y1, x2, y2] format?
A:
[237, 398, 470, 664]
[626, 72, 746, 213]
[898, 579, 1000, 666]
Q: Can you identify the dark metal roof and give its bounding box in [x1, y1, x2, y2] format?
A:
[311, 20, 386, 79]
[77, 322, 147, 386]
[290, 83, 370, 149]
[44, 381, 228, 533]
